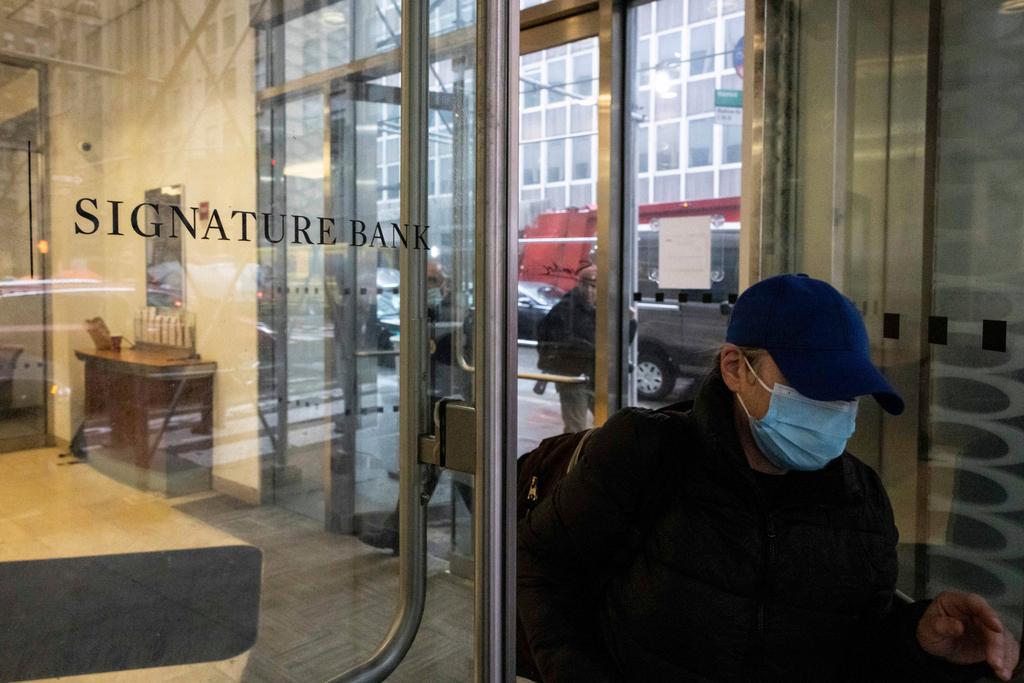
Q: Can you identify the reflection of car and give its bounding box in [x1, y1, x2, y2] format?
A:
[635, 300, 733, 401]
[517, 281, 565, 341]
[632, 223, 739, 402]
[383, 281, 565, 343]
[376, 290, 400, 365]
[146, 261, 183, 308]
[636, 227, 740, 301]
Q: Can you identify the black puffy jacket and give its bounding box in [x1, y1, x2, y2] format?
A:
[536, 287, 596, 377]
[517, 370, 991, 682]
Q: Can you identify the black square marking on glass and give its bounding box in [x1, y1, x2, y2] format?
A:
[701, 292, 713, 304]
[655, 292, 664, 302]
[728, 293, 737, 304]
[883, 313, 900, 340]
[359, 287, 367, 295]
[633, 292, 642, 302]
[678, 292, 688, 303]
[982, 320, 1007, 352]
[927, 316, 948, 345]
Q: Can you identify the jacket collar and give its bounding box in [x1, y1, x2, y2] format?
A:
[565, 286, 595, 312]
[688, 368, 863, 509]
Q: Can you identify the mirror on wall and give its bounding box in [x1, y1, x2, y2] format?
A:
[145, 185, 185, 308]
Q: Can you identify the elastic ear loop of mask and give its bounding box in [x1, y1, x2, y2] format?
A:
[743, 354, 774, 394]
[736, 354, 771, 420]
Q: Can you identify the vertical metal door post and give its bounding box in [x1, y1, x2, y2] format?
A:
[475, 0, 518, 679]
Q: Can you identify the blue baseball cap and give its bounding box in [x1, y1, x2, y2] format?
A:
[726, 273, 905, 415]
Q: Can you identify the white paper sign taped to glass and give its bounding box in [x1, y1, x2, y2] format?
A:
[657, 216, 711, 290]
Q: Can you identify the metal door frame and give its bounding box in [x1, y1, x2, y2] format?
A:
[327, 0, 520, 678]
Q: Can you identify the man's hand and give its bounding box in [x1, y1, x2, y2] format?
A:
[916, 591, 1020, 680]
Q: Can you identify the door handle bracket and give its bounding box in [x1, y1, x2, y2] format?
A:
[417, 398, 476, 475]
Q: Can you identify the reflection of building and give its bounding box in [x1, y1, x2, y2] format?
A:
[632, 0, 743, 203]
[519, 36, 599, 226]
[517, 0, 743, 231]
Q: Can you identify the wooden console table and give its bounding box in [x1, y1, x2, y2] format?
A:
[75, 348, 216, 495]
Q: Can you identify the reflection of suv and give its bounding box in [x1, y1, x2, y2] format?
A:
[636, 227, 739, 301]
[632, 224, 739, 401]
[385, 280, 566, 344]
[635, 300, 733, 401]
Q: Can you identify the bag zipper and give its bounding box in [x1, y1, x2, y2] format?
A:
[527, 475, 539, 503]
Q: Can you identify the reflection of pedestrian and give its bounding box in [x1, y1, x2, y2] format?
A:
[362, 260, 472, 552]
[426, 261, 470, 401]
[537, 266, 597, 433]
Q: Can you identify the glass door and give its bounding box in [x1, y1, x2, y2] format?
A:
[622, 0, 746, 412]
[756, 0, 1024, 646]
[0, 61, 48, 453]
[515, 19, 601, 453]
[0, 0, 515, 679]
[267, 89, 337, 523]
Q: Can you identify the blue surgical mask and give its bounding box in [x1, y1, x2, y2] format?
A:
[427, 287, 444, 308]
[736, 356, 858, 472]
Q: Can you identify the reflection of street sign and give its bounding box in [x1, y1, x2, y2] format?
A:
[715, 88, 742, 125]
[715, 89, 742, 107]
[732, 36, 744, 78]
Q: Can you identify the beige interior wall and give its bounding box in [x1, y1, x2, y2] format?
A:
[45, 0, 260, 500]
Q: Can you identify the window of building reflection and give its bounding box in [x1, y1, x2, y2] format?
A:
[516, 36, 599, 453]
[627, 0, 742, 408]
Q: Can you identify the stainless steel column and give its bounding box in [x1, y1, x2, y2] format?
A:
[475, 0, 518, 678]
[593, 0, 626, 425]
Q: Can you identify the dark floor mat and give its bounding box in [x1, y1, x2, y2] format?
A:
[0, 545, 261, 682]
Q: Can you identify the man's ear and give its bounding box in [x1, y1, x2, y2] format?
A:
[720, 344, 743, 392]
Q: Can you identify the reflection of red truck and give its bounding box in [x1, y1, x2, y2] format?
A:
[517, 197, 741, 292]
[517, 207, 598, 292]
[518, 196, 742, 401]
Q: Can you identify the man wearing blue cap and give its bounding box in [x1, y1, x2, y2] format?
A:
[518, 274, 1019, 682]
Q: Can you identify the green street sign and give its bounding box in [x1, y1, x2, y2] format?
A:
[714, 89, 743, 108]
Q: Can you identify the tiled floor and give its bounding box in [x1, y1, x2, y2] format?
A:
[0, 448, 473, 682]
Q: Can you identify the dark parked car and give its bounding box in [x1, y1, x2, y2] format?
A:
[516, 281, 565, 341]
[635, 227, 739, 302]
[634, 300, 733, 401]
[631, 225, 739, 401]
[373, 279, 565, 346]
